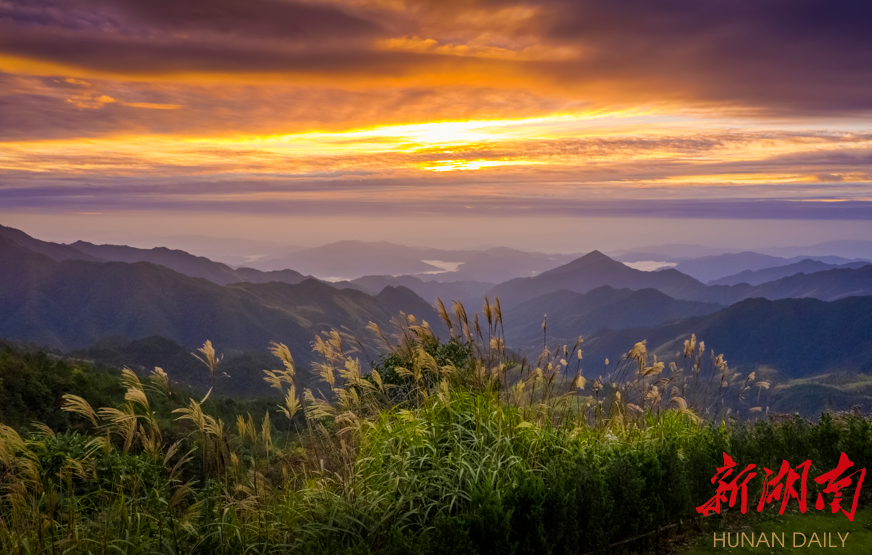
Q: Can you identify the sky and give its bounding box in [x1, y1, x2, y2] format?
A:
[1, 0, 871, 251]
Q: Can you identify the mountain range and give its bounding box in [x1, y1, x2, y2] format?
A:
[488, 250, 872, 307]
[15, 222, 868, 298]
[614, 248, 869, 282]
[582, 296, 872, 378]
[490, 251, 707, 307]
[250, 240, 578, 282]
[69, 240, 310, 286]
[416, 247, 578, 283]
[0, 225, 310, 287]
[250, 241, 479, 278]
[611, 240, 872, 263]
[502, 286, 724, 350]
[672, 252, 811, 283]
[336, 275, 494, 307]
[6, 222, 871, 315]
[0, 232, 446, 361]
[760, 240, 872, 261]
[710, 259, 870, 286]
[3, 223, 872, 395]
[671, 251, 868, 283]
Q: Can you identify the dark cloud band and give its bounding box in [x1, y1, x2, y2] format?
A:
[2, 0, 872, 114]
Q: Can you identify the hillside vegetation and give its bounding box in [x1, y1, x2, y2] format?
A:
[1, 303, 869, 555]
[0, 340, 283, 436]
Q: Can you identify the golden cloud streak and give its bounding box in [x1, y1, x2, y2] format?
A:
[375, 36, 581, 61]
[1, 113, 871, 202]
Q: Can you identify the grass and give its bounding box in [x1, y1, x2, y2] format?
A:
[0, 300, 869, 554]
[676, 506, 872, 554]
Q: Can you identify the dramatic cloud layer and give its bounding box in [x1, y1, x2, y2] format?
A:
[1, 0, 871, 219]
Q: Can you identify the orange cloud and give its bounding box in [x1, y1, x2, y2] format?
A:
[0, 0, 870, 222]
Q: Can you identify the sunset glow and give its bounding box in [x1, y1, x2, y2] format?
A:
[1, 0, 870, 232]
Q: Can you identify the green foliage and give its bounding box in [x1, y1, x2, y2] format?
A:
[367, 336, 470, 394]
[0, 342, 290, 442]
[0, 343, 125, 430]
[0, 315, 870, 555]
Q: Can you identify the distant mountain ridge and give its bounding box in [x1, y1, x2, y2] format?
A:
[0, 233, 446, 362]
[416, 247, 578, 283]
[582, 296, 872, 378]
[672, 251, 795, 283]
[69, 240, 310, 286]
[503, 286, 724, 349]
[610, 244, 742, 260]
[252, 240, 478, 278]
[490, 250, 708, 307]
[0, 224, 103, 262]
[672, 251, 869, 282]
[703, 265, 872, 304]
[488, 249, 872, 308]
[0, 225, 311, 287]
[710, 259, 870, 286]
[335, 275, 494, 307]
[1, 225, 549, 304]
[760, 240, 872, 261]
[610, 240, 872, 262]
[253, 241, 578, 282]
